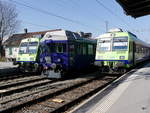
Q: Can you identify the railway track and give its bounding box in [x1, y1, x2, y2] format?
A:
[0, 76, 46, 89]
[0, 61, 148, 113]
[0, 72, 119, 113]
[0, 73, 34, 81]
[19, 75, 117, 113]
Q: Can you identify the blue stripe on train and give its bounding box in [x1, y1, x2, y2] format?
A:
[95, 60, 130, 64]
[16, 61, 36, 63]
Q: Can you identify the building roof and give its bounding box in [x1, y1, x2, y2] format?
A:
[116, 0, 150, 18]
[4, 29, 61, 47]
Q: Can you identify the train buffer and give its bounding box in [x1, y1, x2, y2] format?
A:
[70, 62, 150, 113]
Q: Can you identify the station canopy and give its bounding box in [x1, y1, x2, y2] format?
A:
[116, 0, 150, 18]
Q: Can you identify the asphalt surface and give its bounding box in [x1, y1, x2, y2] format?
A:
[71, 63, 150, 113]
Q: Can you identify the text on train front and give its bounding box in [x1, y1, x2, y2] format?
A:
[97, 36, 128, 52]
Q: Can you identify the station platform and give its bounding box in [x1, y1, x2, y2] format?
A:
[70, 62, 150, 113]
[0, 62, 18, 75]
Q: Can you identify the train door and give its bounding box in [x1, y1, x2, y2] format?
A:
[68, 42, 75, 68]
[132, 42, 136, 65]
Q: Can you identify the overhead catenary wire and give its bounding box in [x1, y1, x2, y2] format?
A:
[64, 0, 107, 25]
[95, 0, 132, 29]
[22, 20, 51, 29]
[57, 0, 107, 32]
[9, 0, 94, 29]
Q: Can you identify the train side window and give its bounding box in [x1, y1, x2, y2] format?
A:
[77, 44, 82, 55]
[88, 44, 94, 55]
[136, 45, 139, 53]
[83, 44, 87, 55]
[69, 44, 75, 55]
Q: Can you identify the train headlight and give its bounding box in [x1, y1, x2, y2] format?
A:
[120, 56, 125, 60]
[57, 58, 61, 62]
[34, 63, 38, 68]
[51, 63, 56, 69]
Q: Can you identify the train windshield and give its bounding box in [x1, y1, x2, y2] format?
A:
[55, 43, 66, 53]
[28, 42, 38, 54]
[98, 38, 111, 51]
[39, 43, 66, 55]
[48, 43, 66, 53]
[19, 42, 28, 54]
[19, 41, 39, 54]
[113, 37, 128, 51]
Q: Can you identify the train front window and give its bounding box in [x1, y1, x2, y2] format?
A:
[28, 46, 37, 54]
[29, 42, 38, 46]
[98, 38, 111, 51]
[46, 43, 66, 53]
[55, 43, 66, 53]
[113, 37, 128, 51]
[19, 42, 28, 54]
[28, 42, 38, 54]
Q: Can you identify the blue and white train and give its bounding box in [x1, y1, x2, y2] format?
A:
[39, 30, 96, 78]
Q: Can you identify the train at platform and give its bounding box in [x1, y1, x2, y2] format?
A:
[16, 28, 150, 77]
[95, 28, 150, 73]
[39, 30, 96, 78]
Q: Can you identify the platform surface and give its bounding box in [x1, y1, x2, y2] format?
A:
[0, 62, 18, 75]
[0, 62, 17, 69]
[71, 63, 150, 113]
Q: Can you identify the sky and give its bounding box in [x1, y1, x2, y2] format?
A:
[4, 0, 150, 43]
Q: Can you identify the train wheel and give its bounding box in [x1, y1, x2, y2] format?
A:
[119, 68, 127, 74]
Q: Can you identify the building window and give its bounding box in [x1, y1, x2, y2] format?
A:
[9, 48, 12, 55]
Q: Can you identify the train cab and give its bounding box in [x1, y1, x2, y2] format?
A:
[39, 30, 96, 78]
[16, 38, 40, 72]
[95, 28, 150, 73]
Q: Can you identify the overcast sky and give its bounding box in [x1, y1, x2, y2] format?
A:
[5, 0, 150, 43]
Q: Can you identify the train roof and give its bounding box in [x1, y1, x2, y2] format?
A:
[96, 31, 128, 39]
[40, 30, 96, 43]
[96, 30, 150, 48]
[128, 32, 150, 47]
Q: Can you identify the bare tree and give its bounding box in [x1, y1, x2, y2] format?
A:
[0, 0, 19, 57]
